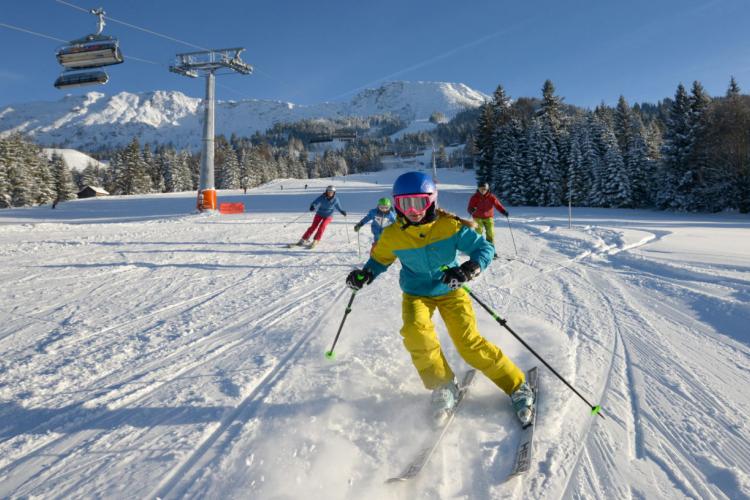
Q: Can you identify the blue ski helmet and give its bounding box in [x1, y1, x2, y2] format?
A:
[392, 171, 438, 221]
[392, 171, 436, 197]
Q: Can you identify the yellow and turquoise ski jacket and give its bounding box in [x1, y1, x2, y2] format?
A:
[364, 214, 495, 296]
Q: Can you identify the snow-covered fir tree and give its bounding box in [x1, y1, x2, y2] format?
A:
[599, 123, 632, 207]
[523, 119, 544, 205]
[218, 145, 241, 189]
[657, 84, 692, 209]
[681, 81, 712, 210]
[474, 103, 496, 186]
[116, 138, 152, 195]
[624, 114, 652, 207]
[0, 141, 12, 208]
[566, 119, 589, 205]
[51, 153, 77, 202]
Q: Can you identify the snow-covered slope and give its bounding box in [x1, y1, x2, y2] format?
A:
[0, 168, 748, 499]
[42, 148, 108, 172]
[0, 81, 488, 151]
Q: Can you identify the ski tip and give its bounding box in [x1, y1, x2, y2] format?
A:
[324, 350, 336, 360]
[591, 405, 604, 417]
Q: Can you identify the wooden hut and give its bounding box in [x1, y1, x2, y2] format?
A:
[77, 186, 109, 199]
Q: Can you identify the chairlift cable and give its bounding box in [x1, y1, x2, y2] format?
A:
[0, 22, 67, 43]
[52, 0, 295, 93]
[54, 0, 209, 51]
[0, 21, 160, 66]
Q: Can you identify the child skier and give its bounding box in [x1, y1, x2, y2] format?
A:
[345, 171, 533, 425]
[353, 197, 396, 250]
[293, 185, 347, 249]
[467, 182, 509, 259]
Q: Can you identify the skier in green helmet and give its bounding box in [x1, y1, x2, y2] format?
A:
[354, 197, 397, 251]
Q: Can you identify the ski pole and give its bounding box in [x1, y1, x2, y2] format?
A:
[344, 215, 351, 244]
[506, 215, 518, 256]
[357, 230, 361, 258]
[471, 286, 602, 418]
[325, 289, 358, 360]
[439, 267, 603, 418]
[283, 212, 308, 229]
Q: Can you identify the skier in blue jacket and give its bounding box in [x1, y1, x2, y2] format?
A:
[345, 171, 534, 425]
[293, 185, 347, 249]
[353, 197, 396, 250]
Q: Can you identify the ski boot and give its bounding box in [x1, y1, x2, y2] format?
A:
[510, 381, 535, 427]
[288, 238, 308, 248]
[431, 378, 460, 425]
[307, 240, 318, 249]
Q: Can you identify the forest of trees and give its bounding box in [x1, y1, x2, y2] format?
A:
[2, 78, 749, 212]
[474, 78, 750, 212]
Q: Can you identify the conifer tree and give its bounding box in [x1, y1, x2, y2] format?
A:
[2, 135, 33, 207]
[614, 96, 632, 155]
[218, 146, 241, 189]
[51, 154, 77, 202]
[27, 146, 55, 205]
[657, 84, 692, 209]
[538, 79, 563, 132]
[536, 118, 562, 205]
[727, 76, 741, 98]
[117, 138, 151, 195]
[625, 114, 652, 206]
[523, 119, 544, 205]
[0, 142, 11, 208]
[566, 120, 589, 205]
[600, 123, 632, 207]
[143, 144, 164, 193]
[80, 163, 101, 188]
[503, 118, 528, 206]
[474, 103, 496, 185]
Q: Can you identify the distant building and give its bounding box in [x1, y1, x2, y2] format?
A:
[77, 186, 109, 199]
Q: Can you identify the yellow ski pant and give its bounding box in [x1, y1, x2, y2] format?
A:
[473, 217, 496, 243]
[400, 289, 524, 395]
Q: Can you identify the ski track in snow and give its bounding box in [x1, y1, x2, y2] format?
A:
[0, 170, 748, 499]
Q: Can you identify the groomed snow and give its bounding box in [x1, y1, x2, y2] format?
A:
[0, 167, 748, 499]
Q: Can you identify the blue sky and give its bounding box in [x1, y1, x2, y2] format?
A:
[1, 0, 749, 108]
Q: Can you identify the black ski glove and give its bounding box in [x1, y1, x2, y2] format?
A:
[469, 207, 477, 215]
[353, 223, 362, 232]
[309, 205, 315, 211]
[346, 268, 374, 290]
[441, 261, 481, 290]
[501, 209, 509, 217]
[341, 210, 347, 216]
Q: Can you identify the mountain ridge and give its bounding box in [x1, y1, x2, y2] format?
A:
[0, 81, 488, 151]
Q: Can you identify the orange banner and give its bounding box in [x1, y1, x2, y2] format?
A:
[219, 202, 245, 214]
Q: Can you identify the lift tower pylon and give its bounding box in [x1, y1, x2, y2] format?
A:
[170, 48, 252, 211]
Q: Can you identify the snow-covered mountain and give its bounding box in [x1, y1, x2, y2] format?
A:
[0, 81, 488, 151]
[42, 148, 108, 172]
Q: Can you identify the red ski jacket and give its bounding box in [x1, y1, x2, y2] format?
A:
[467, 191, 508, 218]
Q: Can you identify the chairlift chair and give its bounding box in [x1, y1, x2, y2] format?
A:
[54, 70, 109, 89]
[56, 38, 123, 70]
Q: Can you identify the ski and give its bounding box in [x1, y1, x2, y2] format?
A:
[505, 366, 539, 480]
[386, 369, 477, 483]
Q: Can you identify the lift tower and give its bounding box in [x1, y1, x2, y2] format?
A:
[170, 48, 252, 211]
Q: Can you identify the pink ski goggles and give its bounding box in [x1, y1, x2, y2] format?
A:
[394, 193, 436, 215]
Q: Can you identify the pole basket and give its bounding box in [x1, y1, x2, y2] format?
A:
[196, 189, 217, 211]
